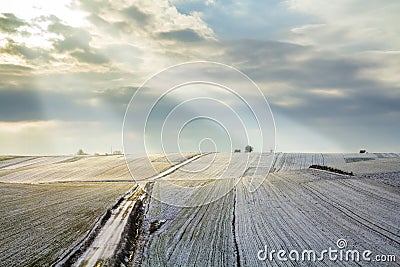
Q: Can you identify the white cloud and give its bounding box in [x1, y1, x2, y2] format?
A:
[284, 0, 400, 109]
[273, 96, 304, 108]
[309, 88, 348, 98]
[0, 120, 59, 134]
[0, 0, 217, 77]
[205, 0, 216, 6]
[286, 0, 400, 52]
[1, 0, 87, 26]
[356, 50, 400, 86]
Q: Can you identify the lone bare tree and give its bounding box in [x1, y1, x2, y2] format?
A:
[77, 149, 87, 155]
[245, 145, 253, 153]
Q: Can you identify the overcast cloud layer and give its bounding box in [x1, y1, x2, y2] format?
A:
[0, 0, 399, 155]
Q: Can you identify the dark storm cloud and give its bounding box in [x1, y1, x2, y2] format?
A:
[0, 63, 32, 74]
[0, 38, 53, 62]
[32, 69, 138, 93]
[122, 5, 152, 24]
[0, 87, 124, 122]
[87, 14, 121, 37]
[172, 1, 313, 40]
[0, 63, 129, 122]
[158, 29, 204, 42]
[227, 39, 308, 63]
[278, 58, 375, 89]
[225, 39, 398, 113]
[226, 39, 376, 88]
[95, 86, 137, 113]
[76, 0, 111, 13]
[48, 20, 87, 50]
[272, 85, 400, 118]
[0, 89, 44, 121]
[71, 50, 109, 64]
[0, 64, 35, 91]
[0, 13, 26, 33]
[53, 28, 91, 52]
[221, 39, 400, 150]
[101, 44, 143, 65]
[79, 1, 153, 37]
[48, 17, 109, 64]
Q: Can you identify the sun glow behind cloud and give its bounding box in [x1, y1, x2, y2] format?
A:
[3, 0, 87, 25]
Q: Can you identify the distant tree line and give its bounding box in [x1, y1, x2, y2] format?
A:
[309, 164, 354, 176]
[234, 145, 254, 153]
[78, 149, 122, 156]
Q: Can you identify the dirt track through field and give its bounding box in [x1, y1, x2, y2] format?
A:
[60, 153, 207, 266]
[72, 187, 144, 266]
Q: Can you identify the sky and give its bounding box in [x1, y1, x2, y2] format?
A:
[0, 0, 399, 155]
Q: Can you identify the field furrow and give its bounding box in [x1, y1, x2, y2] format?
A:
[0, 182, 134, 266]
[135, 153, 399, 266]
[2, 152, 399, 266]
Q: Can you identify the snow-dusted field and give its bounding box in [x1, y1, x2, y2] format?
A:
[1, 152, 399, 266]
[0, 153, 196, 183]
[1, 156, 74, 170]
[336, 158, 400, 175]
[137, 153, 399, 266]
[271, 153, 346, 172]
[0, 182, 134, 266]
[233, 171, 399, 266]
[0, 156, 36, 169]
[0, 153, 196, 266]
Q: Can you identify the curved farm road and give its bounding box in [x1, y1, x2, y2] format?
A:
[73, 188, 144, 267]
[61, 153, 206, 267]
